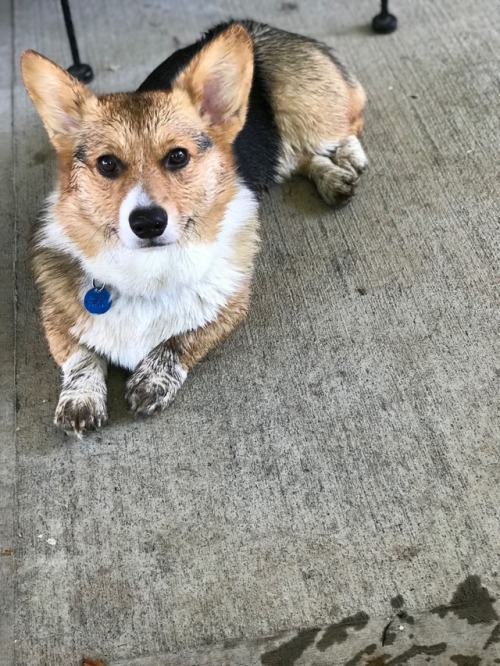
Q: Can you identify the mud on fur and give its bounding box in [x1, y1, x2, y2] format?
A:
[20, 20, 367, 436]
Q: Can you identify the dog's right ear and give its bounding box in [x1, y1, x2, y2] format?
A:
[172, 24, 254, 143]
[20, 50, 95, 149]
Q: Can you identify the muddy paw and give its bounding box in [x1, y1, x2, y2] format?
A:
[310, 136, 368, 204]
[332, 136, 368, 175]
[126, 349, 187, 416]
[54, 393, 108, 436]
[310, 156, 360, 204]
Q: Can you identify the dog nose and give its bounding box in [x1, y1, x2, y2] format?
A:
[129, 207, 168, 239]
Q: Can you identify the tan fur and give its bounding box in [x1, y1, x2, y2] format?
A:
[268, 49, 358, 147]
[348, 85, 366, 136]
[172, 284, 252, 370]
[30, 243, 90, 365]
[21, 50, 94, 150]
[230, 215, 261, 275]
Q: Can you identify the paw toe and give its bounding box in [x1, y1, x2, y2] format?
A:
[125, 375, 181, 416]
[335, 137, 368, 174]
[55, 397, 108, 435]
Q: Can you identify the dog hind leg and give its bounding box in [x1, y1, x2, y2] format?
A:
[269, 46, 368, 204]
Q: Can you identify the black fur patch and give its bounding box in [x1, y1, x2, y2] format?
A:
[137, 20, 282, 196]
[74, 145, 87, 162]
[195, 133, 213, 151]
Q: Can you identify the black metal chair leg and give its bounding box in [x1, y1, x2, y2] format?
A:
[60, 0, 94, 82]
[372, 0, 398, 34]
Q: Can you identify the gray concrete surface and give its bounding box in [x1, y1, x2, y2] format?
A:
[2, 0, 500, 664]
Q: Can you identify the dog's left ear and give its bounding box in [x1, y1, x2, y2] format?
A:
[20, 50, 95, 150]
[173, 24, 254, 142]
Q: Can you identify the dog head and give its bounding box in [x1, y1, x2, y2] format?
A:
[21, 24, 254, 256]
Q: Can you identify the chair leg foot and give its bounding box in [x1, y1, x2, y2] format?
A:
[67, 63, 94, 83]
[372, 0, 398, 34]
[60, 0, 94, 82]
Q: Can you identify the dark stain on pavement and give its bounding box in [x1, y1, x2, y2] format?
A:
[261, 627, 320, 665]
[431, 576, 498, 624]
[280, 2, 298, 11]
[30, 149, 51, 166]
[384, 643, 447, 664]
[391, 595, 404, 610]
[316, 611, 370, 650]
[343, 643, 377, 665]
[450, 656, 481, 666]
[483, 621, 500, 650]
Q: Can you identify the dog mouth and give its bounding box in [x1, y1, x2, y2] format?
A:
[136, 239, 172, 249]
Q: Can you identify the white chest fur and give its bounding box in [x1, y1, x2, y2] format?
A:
[74, 276, 233, 369]
[40, 184, 258, 370]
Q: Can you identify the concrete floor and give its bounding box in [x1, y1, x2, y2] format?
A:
[1, 0, 500, 664]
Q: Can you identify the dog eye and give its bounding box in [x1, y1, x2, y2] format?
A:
[96, 154, 123, 178]
[163, 148, 190, 170]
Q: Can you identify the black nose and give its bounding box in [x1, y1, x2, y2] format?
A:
[129, 207, 168, 239]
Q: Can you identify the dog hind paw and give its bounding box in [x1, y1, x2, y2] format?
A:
[310, 136, 368, 204]
[332, 136, 368, 175]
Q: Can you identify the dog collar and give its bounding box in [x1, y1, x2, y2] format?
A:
[83, 279, 112, 315]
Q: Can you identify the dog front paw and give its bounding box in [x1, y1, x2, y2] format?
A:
[126, 347, 187, 416]
[55, 392, 108, 436]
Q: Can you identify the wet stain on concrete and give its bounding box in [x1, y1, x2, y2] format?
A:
[384, 643, 447, 665]
[393, 545, 421, 561]
[397, 610, 415, 625]
[450, 656, 481, 666]
[280, 1, 298, 11]
[383, 628, 397, 646]
[483, 621, 500, 649]
[343, 642, 377, 665]
[389, 595, 415, 625]
[368, 656, 393, 666]
[431, 576, 498, 624]
[316, 611, 370, 650]
[261, 627, 320, 665]
[381, 618, 397, 647]
[391, 595, 404, 610]
[30, 149, 51, 166]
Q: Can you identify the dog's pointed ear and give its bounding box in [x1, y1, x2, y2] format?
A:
[20, 50, 95, 148]
[172, 24, 254, 142]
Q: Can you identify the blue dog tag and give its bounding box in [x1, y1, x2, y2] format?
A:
[83, 283, 112, 314]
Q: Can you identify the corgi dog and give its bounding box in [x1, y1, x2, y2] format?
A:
[21, 20, 367, 435]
